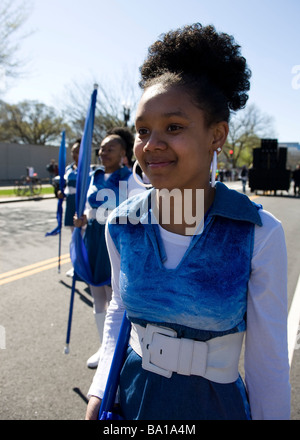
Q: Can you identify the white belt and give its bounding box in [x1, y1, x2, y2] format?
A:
[129, 323, 244, 384]
[64, 186, 76, 195]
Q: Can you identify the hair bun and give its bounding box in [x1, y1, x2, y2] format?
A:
[140, 23, 251, 113]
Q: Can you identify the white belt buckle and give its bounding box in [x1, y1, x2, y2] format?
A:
[142, 324, 177, 378]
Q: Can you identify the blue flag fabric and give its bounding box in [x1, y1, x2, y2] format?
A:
[45, 131, 66, 236]
[76, 88, 97, 218]
[70, 87, 98, 285]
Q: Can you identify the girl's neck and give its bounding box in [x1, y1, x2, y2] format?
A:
[157, 184, 215, 236]
[104, 165, 121, 174]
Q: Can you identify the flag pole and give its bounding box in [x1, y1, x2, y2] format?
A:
[57, 131, 66, 273]
[64, 85, 98, 354]
[64, 271, 76, 354]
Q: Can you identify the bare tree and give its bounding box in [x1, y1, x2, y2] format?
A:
[0, 0, 33, 87]
[59, 73, 140, 146]
[221, 103, 276, 168]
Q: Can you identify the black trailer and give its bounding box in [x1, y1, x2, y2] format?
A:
[249, 139, 291, 195]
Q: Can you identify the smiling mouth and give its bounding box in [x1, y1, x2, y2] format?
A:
[146, 160, 175, 169]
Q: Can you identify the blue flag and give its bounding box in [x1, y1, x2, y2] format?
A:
[45, 131, 66, 236]
[70, 86, 99, 284]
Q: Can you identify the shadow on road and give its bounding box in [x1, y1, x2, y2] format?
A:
[59, 279, 93, 308]
[73, 387, 89, 405]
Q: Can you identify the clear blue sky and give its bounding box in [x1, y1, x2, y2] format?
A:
[3, 0, 300, 142]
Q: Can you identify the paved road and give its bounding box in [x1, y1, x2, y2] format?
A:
[0, 186, 299, 420]
[0, 197, 98, 420]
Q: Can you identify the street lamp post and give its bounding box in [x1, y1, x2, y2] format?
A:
[123, 102, 131, 127]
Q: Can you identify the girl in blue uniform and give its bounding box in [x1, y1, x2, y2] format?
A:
[74, 128, 144, 368]
[86, 24, 290, 419]
[57, 139, 81, 229]
[57, 139, 80, 277]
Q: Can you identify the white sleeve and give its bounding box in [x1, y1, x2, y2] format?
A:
[245, 210, 291, 420]
[87, 223, 125, 399]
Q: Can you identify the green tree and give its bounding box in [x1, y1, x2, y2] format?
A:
[0, 100, 73, 145]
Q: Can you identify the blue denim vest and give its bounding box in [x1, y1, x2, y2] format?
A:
[108, 182, 262, 335]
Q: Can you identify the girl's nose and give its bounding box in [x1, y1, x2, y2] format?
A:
[143, 131, 167, 152]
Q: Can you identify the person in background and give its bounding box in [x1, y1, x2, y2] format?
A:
[57, 139, 81, 231]
[46, 159, 58, 184]
[56, 139, 81, 277]
[74, 128, 145, 369]
[240, 165, 248, 194]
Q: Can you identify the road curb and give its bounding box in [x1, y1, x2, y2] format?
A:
[0, 194, 56, 204]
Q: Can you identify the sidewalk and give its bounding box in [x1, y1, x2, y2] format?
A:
[0, 180, 249, 205]
[0, 189, 56, 204]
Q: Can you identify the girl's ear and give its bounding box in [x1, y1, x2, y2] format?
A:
[211, 121, 229, 152]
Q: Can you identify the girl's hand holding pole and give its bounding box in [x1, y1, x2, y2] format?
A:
[73, 214, 87, 228]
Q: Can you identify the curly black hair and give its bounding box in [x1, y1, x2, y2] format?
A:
[106, 126, 134, 166]
[139, 23, 251, 124]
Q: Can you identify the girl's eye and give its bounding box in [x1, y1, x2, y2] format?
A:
[137, 128, 149, 136]
[168, 124, 182, 132]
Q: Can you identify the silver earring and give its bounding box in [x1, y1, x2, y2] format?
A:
[210, 151, 218, 188]
[132, 160, 152, 188]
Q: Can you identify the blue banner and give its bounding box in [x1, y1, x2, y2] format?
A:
[70, 86, 99, 284]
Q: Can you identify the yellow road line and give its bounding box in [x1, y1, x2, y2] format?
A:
[0, 194, 260, 286]
[0, 254, 70, 280]
[0, 255, 71, 286]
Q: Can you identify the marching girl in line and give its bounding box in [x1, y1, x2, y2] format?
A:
[57, 139, 81, 231]
[57, 139, 81, 277]
[86, 24, 290, 419]
[74, 128, 145, 368]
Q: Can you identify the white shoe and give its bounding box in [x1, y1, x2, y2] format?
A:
[87, 347, 101, 369]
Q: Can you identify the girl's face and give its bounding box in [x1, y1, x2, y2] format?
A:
[134, 84, 227, 191]
[71, 144, 80, 165]
[99, 135, 125, 173]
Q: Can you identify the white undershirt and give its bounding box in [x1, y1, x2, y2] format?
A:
[158, 225, 192, 269]
[88, 209, 291, 420]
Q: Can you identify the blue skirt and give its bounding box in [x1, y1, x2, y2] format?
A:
[119, 320, 251, 420]
[64, 194, 76, 227]
[83, 218, 111, 286]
